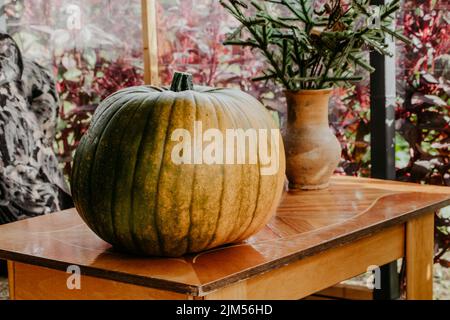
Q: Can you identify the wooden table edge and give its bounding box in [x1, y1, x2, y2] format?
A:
[1, 250, 199, 296]
[1, 197, 447, 297]
[198, 201, 445, 295]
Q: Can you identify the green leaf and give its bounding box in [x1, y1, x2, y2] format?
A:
[252, 73, 277, 82]
[361, 35, 393, 56]
[223, 40, 259, 47]
[83, 49, 97, 68]
[348, 54, 376, 73]
[381, 26, 412, 45]
[63, 68, 82, 81]
[323, 76, 364, 82]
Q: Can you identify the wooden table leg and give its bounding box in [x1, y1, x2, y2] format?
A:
[406, 212, 434, 300]
[200, 226, 404, 300]
[7, 261, 15, 300]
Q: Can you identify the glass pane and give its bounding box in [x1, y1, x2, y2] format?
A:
[156, 0, 284, 112]
[395, 0, 449, 186]
[2, 0, 144, 175]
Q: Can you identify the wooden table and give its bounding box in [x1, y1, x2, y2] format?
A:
[0, 176, 449, 300]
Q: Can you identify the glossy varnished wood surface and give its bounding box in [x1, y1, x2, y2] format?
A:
[11, 262, 188, 300]
[0, 176, 449, 296]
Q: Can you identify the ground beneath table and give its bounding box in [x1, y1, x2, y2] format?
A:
[343, 259, 450, 300]
[0, 277, 7, 300]
[434, 256, 450, 300]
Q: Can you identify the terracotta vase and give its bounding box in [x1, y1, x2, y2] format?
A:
[284, 89, 341, 190]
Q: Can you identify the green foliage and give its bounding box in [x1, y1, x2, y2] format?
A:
[220, 0, 409, 89]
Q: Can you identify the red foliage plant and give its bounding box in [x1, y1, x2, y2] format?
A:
[395, 0, 450, 265]
[156, 0, 285, 113]
[55, 51, 144, 175]
[330, 83, 371, 177]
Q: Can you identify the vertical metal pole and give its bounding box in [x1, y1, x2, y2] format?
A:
[370, 0, 400, 300]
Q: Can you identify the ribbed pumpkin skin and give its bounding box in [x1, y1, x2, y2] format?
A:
[71, 85, 285, 257]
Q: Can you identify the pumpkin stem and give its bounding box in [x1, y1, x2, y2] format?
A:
[170, 72, 194, 92]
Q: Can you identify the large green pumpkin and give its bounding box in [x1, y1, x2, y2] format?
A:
[71, 73, 286, 257]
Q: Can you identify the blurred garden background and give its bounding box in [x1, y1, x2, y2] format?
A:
[0, 0, 449, 298]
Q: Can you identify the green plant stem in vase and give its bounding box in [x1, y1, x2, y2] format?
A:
[220, 0, 410, 189]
